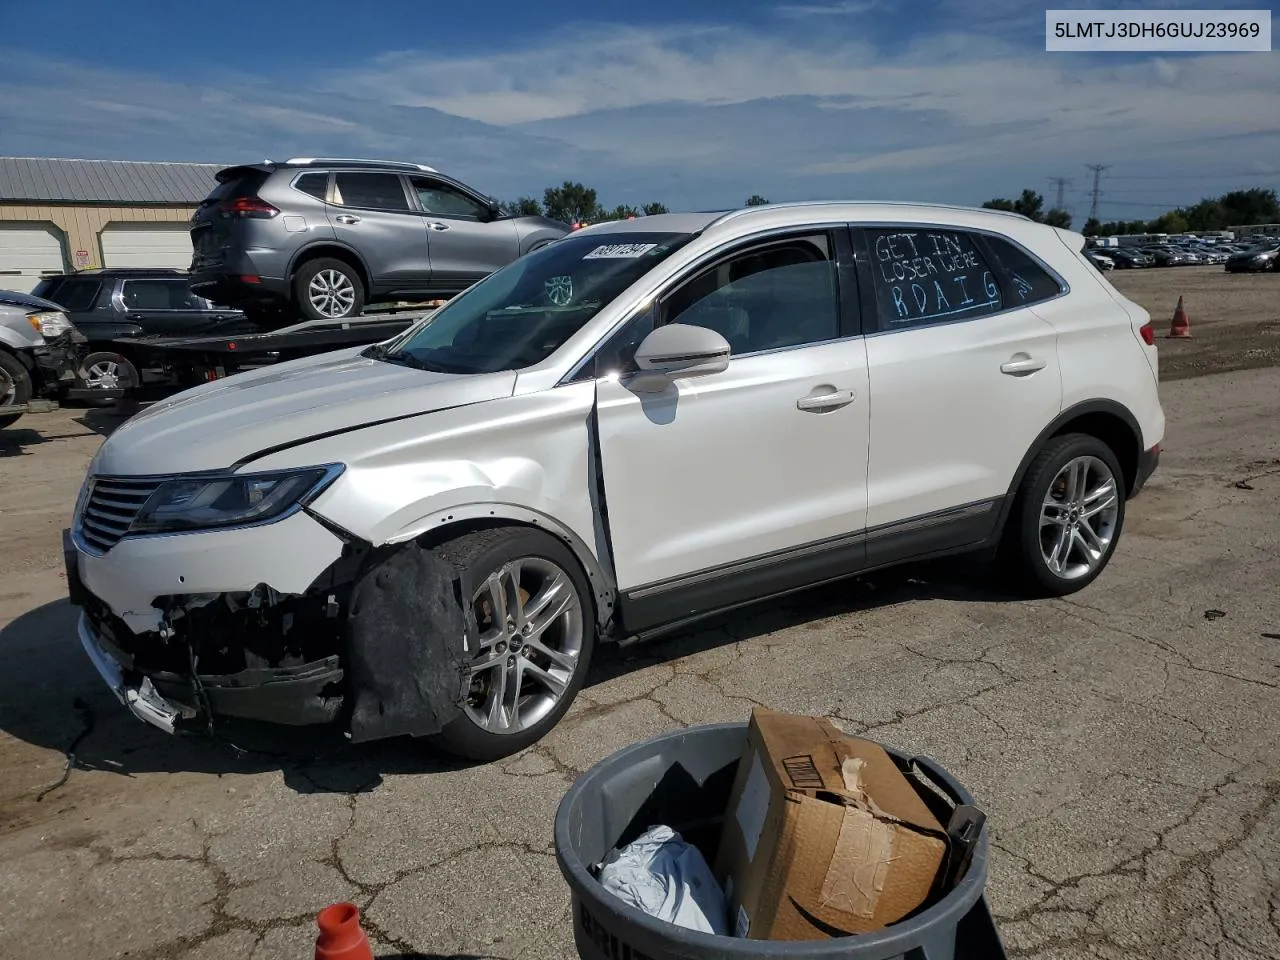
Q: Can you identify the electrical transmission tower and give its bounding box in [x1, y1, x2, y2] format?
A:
[1085, 164, 1110, 222]
[1048, 177, 1072, 211]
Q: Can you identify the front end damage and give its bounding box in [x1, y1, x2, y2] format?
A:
[69, 531, 469, 743]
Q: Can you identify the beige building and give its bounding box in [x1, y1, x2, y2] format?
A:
[0, 157, 221, 293]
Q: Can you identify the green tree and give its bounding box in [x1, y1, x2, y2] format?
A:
[745, 195, 770, 206]
[543, 182, 601, 224]
[501, 196, 542, 217]
[1148, 211, 1189, 234]
[607, 204, 640, 220]
[1083, 217, 1102, 236]
[1043, 208, 1072, 229]
[983, 189, 1047, 222]
[642, 201, 669, 215]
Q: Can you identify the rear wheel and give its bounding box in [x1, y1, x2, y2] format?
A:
[429, 527, 595, 761]
[1002, 433, 1126, 596]
[0, 351, 33, 430]
[294, 258, 365, 322]
[81, 351, 139, 406]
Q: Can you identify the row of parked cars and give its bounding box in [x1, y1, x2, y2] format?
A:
[1086, 237, 1280, 272]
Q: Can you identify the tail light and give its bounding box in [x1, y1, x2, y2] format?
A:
[219, 196, 280, 219]
[1139, 321, 1155, 346]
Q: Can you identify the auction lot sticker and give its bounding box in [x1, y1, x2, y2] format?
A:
[583, 243, 658, 259]
[1046, 9, 1271, 51]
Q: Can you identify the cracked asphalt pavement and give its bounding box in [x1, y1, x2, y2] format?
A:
[1, 365, 1278, 960]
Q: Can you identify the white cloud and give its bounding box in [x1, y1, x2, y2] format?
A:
[1, 13, 1277, 216]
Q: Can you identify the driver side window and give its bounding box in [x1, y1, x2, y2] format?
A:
[662, 233, 839, 355]
[583, 231, 842, 379]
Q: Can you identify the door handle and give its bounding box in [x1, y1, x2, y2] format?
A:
[334, 214, 361, 224]
[796, 389, 856, 411]
[427, 221, 450, 231]
[1000, 355, 1047, 376]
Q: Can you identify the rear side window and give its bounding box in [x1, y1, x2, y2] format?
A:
[980, 236, 1064, 306]
[293, 172, 328, 201]
[863, 227, 1001, 330]
[48, 278, 102, 311]
[121, 279, 205, 310]
[332, 172, 410, 211]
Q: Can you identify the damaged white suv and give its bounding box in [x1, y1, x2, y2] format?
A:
[65, 203, 1164, 760]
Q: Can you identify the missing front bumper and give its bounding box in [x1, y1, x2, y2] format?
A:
[77, 612, 346, 731]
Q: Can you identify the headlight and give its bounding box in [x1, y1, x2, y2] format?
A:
[128, 465, 342, 534]
[28, 311, 73, 338]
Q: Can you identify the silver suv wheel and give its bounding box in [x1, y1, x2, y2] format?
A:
[1039, 455, 1120, 580]
[463, 556, 585, 734]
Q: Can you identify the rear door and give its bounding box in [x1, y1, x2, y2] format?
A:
[407, 175, 520, 287]
[116, 279, 242, 336]
[853, 224, 1064, 561]
[328, 171, 431, 292]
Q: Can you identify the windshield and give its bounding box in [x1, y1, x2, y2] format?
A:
[373, 230, 696, 374]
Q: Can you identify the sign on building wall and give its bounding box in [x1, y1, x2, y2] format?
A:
[74, 249, 91, 268]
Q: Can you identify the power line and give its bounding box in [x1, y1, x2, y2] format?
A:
[1085, 164, 1110, 222]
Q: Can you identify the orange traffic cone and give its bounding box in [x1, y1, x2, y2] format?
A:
[315, 903, 373, 960]
[1168, 296, 1192, 338]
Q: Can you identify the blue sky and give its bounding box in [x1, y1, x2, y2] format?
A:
[2, 0, 1277, 221]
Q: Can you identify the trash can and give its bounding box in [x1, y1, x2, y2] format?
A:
[553, 722, 1007, 960]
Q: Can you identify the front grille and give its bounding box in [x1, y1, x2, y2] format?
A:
[78, 477, 163, 553]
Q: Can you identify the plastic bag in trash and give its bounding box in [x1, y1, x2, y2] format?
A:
[596, 825, 729, 935]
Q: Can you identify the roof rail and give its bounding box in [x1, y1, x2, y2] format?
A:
[284, 157, 438, 173]
[708, 199, 1035, 226]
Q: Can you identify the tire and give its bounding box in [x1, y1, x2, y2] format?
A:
[427, 526, 596, 761]
[294, 257, 365, 322]
[81, 351, 139, 406]
[0, 350, 33, 430]
[1001, 433, 1127, 597]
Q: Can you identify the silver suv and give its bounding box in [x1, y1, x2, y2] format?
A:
[188, 158, 571, 325]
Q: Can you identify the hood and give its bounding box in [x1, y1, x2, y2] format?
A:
[0, 289, 64, 312]
[94, 346, 518, 476]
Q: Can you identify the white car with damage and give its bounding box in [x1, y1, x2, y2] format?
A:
[65, 203, 1165, 760]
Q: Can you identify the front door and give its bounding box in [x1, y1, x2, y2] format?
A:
[593, 229, 871, 633]
[853, 224, 1064, 561]
[327, 171, 431, 293]
[407, 175, 521, 288]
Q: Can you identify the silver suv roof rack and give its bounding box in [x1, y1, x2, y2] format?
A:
[284, 157, 438, 173]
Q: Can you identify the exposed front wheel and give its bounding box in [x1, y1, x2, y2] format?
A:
[0, 350, 33, 430]
[1003, 433, 1127, 596]
[294, 258, 365, 322]
[429, 527, 595, 761]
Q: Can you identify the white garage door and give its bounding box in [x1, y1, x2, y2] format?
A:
[101, 223, 194, 270]
[0, 223, 66, 293]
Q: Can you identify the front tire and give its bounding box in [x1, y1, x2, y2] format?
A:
[428, 527, 595, 761]
[0, 350, 33, 430]
[1002, 434, 1127, 597]
[294, 258, 365, 322]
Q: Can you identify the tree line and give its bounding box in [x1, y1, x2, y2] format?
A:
[500, 182, 771, 224]
[1081, 187, 1279, 237]
[983, 185, 1279, 237]
[511, 181, 1280, 239]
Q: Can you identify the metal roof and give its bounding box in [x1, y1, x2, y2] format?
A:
[0, 157, 222, 205]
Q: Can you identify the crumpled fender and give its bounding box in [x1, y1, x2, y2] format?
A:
[344, 544, 467, 742]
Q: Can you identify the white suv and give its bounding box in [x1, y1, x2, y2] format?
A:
[64, 203, 1164, 760]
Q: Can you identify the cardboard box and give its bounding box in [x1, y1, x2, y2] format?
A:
[713, 708, 950, 940]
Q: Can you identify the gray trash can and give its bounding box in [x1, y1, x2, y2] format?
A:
[553, 722, 1007, 960]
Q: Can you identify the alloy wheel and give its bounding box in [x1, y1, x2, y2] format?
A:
[307, 269, 357, 318]
[1039, 455, 1120, 580]
[463, 557, 584, 735]
[84, 358, 122, 390]
[0, 367, 14, 406]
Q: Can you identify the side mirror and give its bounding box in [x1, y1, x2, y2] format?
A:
[486, 199, 503, 221]
[631, 323, 730, 386]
